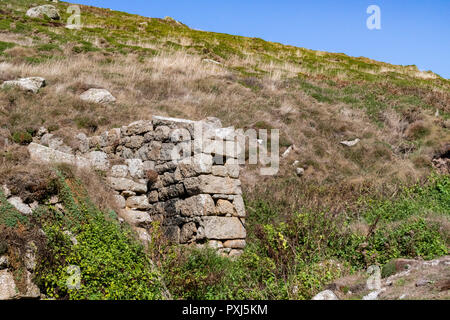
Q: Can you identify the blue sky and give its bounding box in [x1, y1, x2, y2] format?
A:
[73, 0, 450, 79]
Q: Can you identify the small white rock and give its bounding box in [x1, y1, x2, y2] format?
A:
[340, 138, 360, 147]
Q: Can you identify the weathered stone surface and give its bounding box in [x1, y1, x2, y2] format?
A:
[225, 158, 240, 178]
[28, 143, 90, 168]
[75, 133, 89, 153]
[212, 165, 227, 177]
[0, 270, 18, 300]
[184, 176, 241, 195]
[158, 183, 185, 201]
[152, 115, 195, 128]
[126, 159, 144, 178]
[137, 141, 161, 161]
[121, 209, 151, 227]
[40, 133, 72, 154]
[176, 194, 215, 217]
[170, 128, 191, 143]
[312, 290, 339, 300]
[206, 240, 223, 249]
[160, 172, 178, 187]
[216, 199, 235, 216]
[202, 217, 246, 239]
[148, 190, 159, 203]
[180, 222, 197, 243]
[110, 165, 128, 178]
[136, 228, 151, 243]
[1, 77, 46, 93]
[124, 120, 153, 135]
[26, 5, 60, 19]
[175, 153, 213, 179]
[223, 239, 246, 249]
[113, 194, 126, 209]
[229, 249, 243, 258]
[86, 151, 109, 171]
[126, 195, 150, 210]
[1, 185, 11, 198]
[340, 138, 360, 147]
[163, 225, 180, 243]
[233, 195, 246, 218]
[148, 125, 170, 141]
[80, 88, 116, 104]
[7, 197, 32, 215]
[125, 136, 144, 149]
[107, 177, 147, 193]
[0, 256, 9, 269]
[202, 139, 241, 158]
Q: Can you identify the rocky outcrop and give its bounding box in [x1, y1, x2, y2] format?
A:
[1, 77, 46, 93]
[28, 115, 247, 257]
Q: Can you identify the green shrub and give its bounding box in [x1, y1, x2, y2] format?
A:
[34, 173, 163, 300]
[12, 131, 33, 145]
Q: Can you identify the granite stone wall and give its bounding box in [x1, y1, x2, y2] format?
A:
[29, 115, 247, 257]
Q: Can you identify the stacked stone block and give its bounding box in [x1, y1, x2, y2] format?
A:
[31, 115, 246, 257]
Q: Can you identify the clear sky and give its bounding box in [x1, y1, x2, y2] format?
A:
[72, 0, 450, 79]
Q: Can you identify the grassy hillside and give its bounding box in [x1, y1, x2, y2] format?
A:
[0, 0, 449, 299]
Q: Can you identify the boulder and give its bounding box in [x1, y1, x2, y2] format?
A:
[312, 290, 339, 300]
[80, 88, 116, 104]
[0, 270, 18, 300]
[7, 197, 32, 215]
[26, 5, 60, 20]
[1, 77, 46, 93]
[201, 217, 246, 240]
[0, 256, 9, 269]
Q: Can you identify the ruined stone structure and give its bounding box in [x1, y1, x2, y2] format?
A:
[27, 115, 246, 257]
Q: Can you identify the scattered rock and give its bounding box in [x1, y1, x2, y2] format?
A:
[1, 77, 46, 93]
[296, 167, 305, 177]
[340, 138, 360, 147]
[1, 185, 11, 198]
[416, 279, 431, 287]
[202, 59, 222, 66]
[282, 145, 297, 158]
[363, 288, 386, 300]
[312, 290, 339, 300]
[7, 197, 32, 215]
[0, 256, 9, 269]
[80, 88, 116, 104]
[26, 5, 60, 20]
